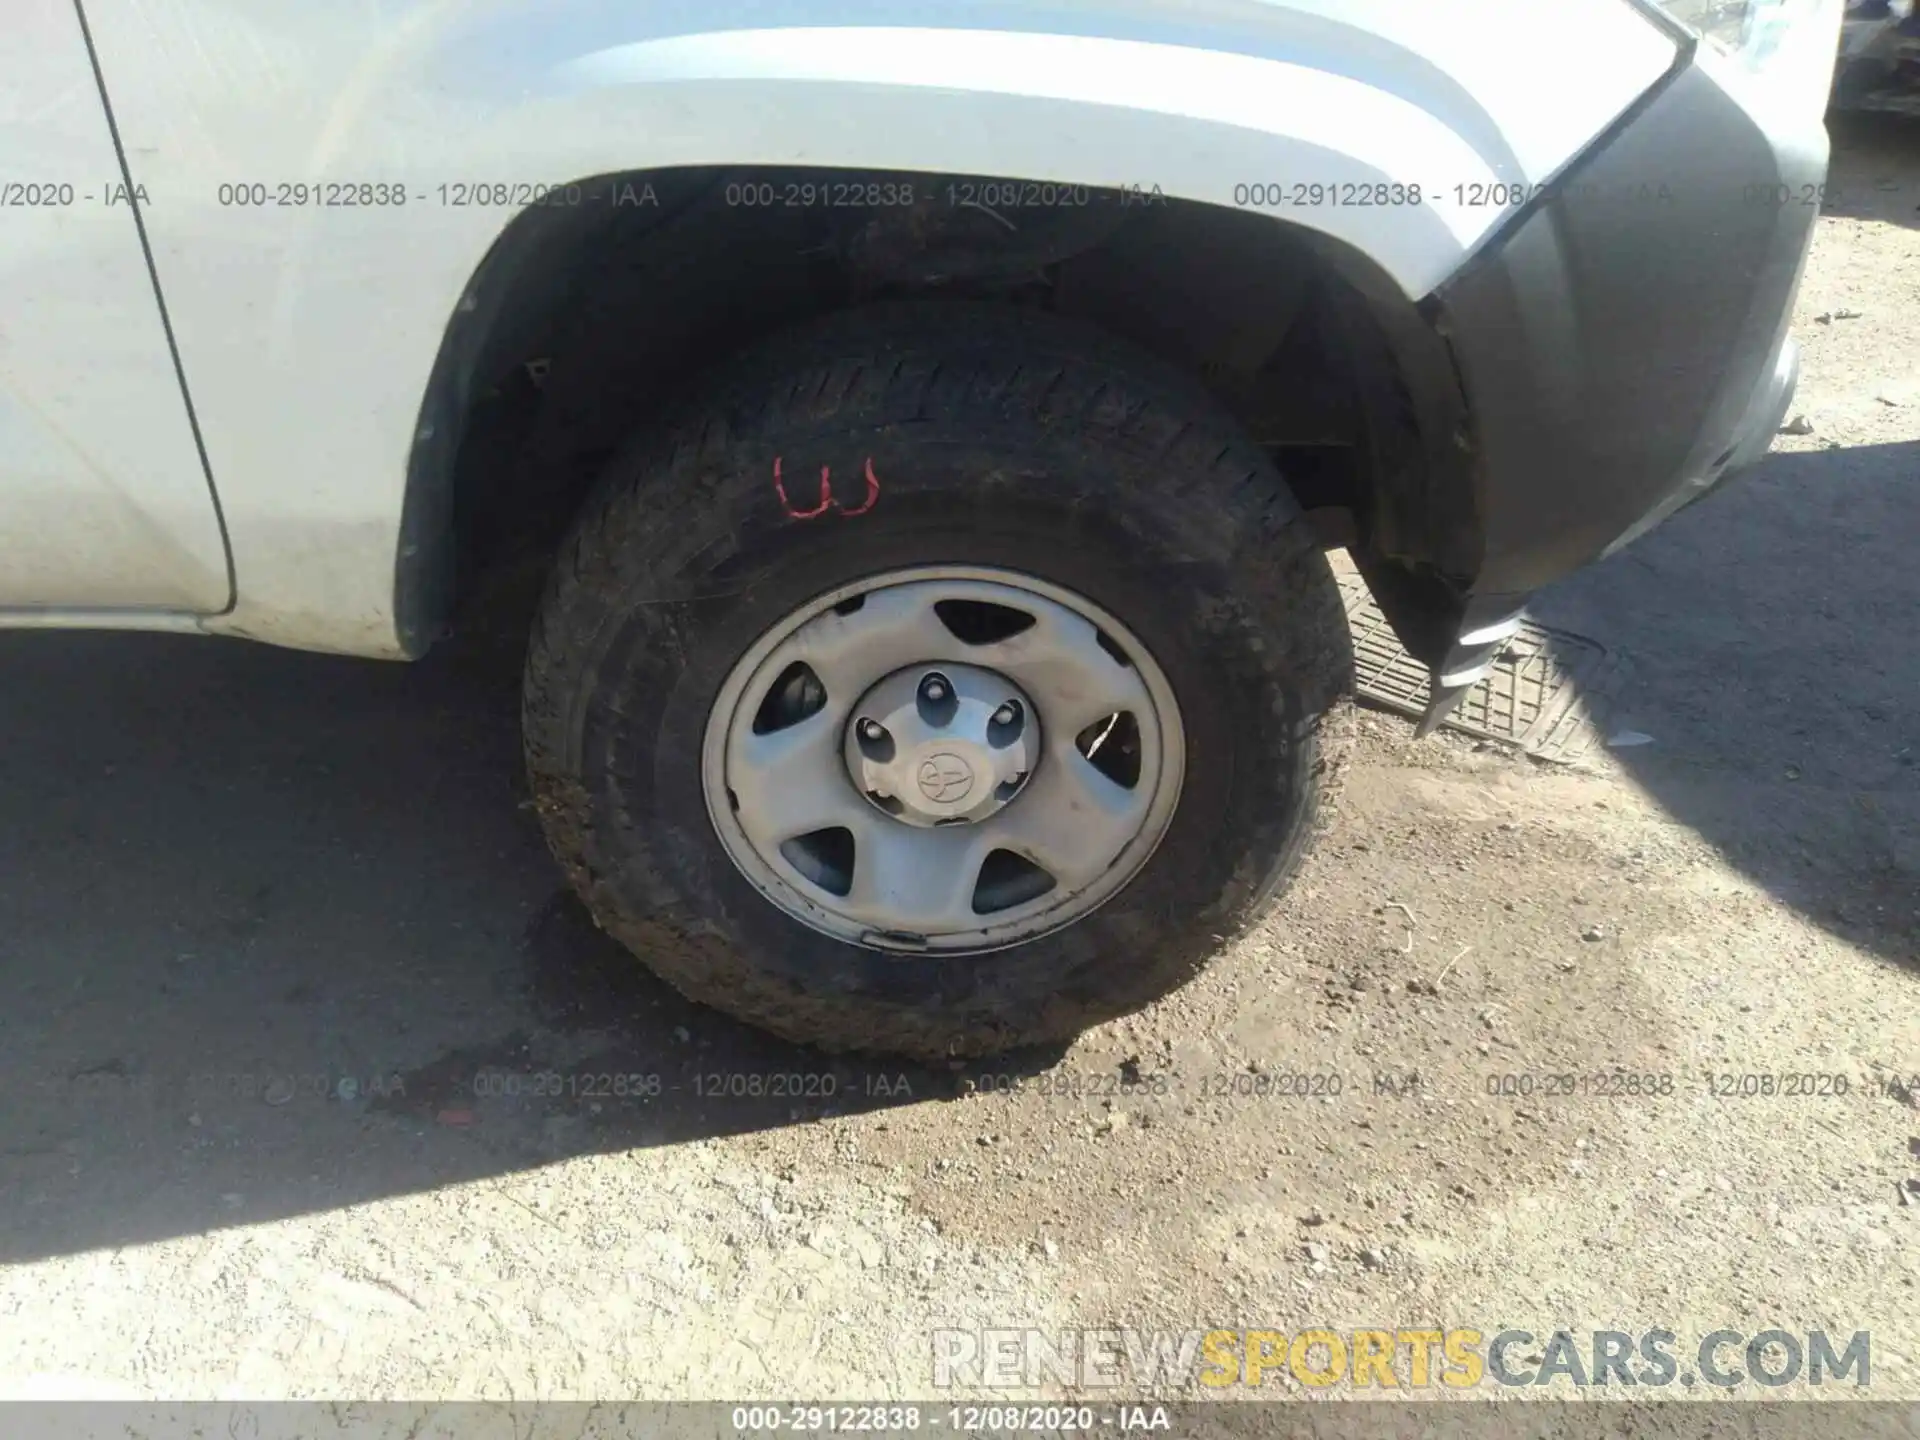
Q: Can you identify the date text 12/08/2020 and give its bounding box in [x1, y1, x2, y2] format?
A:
[1230, 180, 1680, 208]
[209, 181, 661, 208]
[1232, 179, 1845, 209]
[6, 176, 1865, 212]
[729, 1405, 1173, 1433]
[723, 179, 1166, 208]
[466, 1070, 918, 1100]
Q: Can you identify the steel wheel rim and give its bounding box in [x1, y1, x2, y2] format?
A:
[701, 565, 1187, 953]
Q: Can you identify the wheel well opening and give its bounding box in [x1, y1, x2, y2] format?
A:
[415, 166, 1480, 661]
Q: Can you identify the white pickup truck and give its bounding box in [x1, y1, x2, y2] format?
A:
[3, 0, 1839, 1056]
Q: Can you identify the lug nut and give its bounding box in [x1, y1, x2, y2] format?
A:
[922, 678, 947, 701]
[992, 703, 1018, 726]
[858, 719, 885, 741]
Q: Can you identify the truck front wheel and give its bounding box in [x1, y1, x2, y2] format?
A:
[522, 302, 1352, 1059]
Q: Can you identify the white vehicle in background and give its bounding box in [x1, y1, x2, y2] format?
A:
[1833, 0, 1920, 109]
[2, 0, 1840, 1057]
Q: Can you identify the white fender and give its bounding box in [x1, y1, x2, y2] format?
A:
[81, 0, 1676, 654]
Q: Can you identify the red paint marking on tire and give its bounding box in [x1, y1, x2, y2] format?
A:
[773, 455, 833, 519]
[835, 457, 880, 516]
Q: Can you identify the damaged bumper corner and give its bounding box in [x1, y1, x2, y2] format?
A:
[1411, 18, 1834, 733]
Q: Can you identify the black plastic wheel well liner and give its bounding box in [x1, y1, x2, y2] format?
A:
[396, 166, 1483, 662]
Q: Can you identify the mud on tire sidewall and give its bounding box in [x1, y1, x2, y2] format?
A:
[523, 313, 1352, 1058]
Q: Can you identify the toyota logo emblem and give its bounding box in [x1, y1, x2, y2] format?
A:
[916, 753, 974, 804]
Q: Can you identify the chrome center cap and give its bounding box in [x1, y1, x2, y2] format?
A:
[844, 663, 1039, 827]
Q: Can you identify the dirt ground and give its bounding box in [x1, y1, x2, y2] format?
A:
[1, 118, 1916, 1409]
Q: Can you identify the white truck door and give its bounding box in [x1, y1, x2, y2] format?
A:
[0, 0, 229, 612]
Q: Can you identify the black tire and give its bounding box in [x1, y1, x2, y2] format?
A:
[522, 301, 1353, 1059]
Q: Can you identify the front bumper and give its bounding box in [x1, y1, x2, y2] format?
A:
[1600, 326, 1802, 558]
[1412, 23, 1833, 720]
[1730, 331, 1804, 472]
